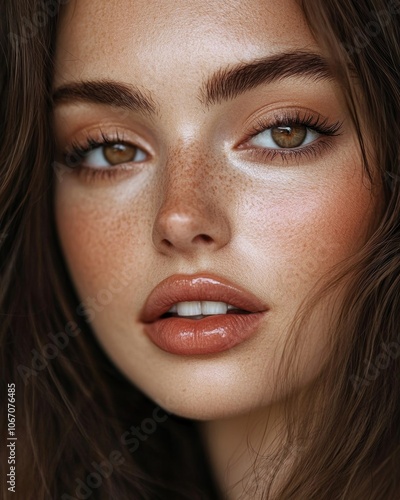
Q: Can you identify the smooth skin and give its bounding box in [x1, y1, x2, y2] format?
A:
[53, 0, 380, 497]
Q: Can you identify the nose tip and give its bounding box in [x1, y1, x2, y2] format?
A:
[152, 201, 231, 256]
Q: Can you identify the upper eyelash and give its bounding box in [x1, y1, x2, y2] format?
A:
[63, 129, 127, 165]
[64, 111, 341, 160]
[60, 111, 343, 181]
[238, 110, 343, 165]
[247, 110, 343, 140]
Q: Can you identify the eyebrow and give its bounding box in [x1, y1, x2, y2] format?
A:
[200, 51, 334, 106]
[52, 80, 157, 114]
[52, 51, 333, 113]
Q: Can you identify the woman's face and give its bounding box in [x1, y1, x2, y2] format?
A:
[53, 0, 378, 419]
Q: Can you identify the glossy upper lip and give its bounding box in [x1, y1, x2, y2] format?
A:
[139, 273, 269, 323]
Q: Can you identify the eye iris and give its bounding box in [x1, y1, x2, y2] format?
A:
[271, 125, 307, 148]
[103, 143, 137, 165]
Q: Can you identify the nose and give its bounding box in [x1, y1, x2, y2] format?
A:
[152, 151, 231, 257]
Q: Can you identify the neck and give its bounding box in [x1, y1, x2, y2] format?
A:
[197, 403, 292, 499]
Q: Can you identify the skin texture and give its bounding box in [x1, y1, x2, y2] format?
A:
[53, 0, 380, 497]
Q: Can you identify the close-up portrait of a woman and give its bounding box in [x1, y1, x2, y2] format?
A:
[1, 0, 399, 498]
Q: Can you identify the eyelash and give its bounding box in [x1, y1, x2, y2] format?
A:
[241, 110, 343, 163]
[63, 130, 133, 182]
[61, 111, 343, 183]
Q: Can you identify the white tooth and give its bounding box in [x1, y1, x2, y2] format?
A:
[167, 304, 178, 313]
[176, 301, 202, 317]
[227, 304, 236, 310]
[201, 301, 228, 315]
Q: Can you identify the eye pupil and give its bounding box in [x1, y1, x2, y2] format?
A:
[271, 125, 307, 148]
[104, 143, 137, 165]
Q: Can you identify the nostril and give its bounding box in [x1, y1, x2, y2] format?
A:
[162, 239, 173, 247]
[194, 234, 213, 244]
[160, 234, 212, 249]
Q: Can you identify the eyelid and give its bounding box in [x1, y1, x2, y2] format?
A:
[82, 143, 147, 168]
[250, 126, 320, 150]
[61, 128, 152, 169]
[234, 108, 343, 165]
[240, 109, 343, 144]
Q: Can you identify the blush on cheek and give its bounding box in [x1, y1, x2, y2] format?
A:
[244, 168, 376, 308]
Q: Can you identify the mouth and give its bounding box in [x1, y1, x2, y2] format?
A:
[140, 273, 268, 355]
[140, 273, 268, 323]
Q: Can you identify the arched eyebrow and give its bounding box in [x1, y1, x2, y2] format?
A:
[52, 80, 157, 115]
[52, 51, 333, 113]
[200, 51, 334, 106]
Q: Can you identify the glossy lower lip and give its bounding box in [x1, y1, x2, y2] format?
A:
[143, 311, 267, 355]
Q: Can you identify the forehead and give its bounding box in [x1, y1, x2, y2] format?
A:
[54, 0, 319, 86]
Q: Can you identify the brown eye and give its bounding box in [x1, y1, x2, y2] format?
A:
[103, 143, 142, 165]
[271, 125, 307, 148]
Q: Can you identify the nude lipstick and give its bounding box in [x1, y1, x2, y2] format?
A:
[139, 273, 268, 355]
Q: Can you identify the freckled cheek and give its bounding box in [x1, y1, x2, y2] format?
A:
[54, 192, 151, 297]
[239, 179, 374, 302]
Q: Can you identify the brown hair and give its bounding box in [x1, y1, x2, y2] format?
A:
[270, 1, 400, 498]
[0, 0, 399, 498]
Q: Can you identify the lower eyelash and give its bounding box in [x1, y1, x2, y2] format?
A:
[61, 130, 134, 182]
[62, 130, 126, 167]
[61, 111, 342, 182]
[247, 137, 335, 164]
[75, 166, 120, 182]
[241, 110, 342, 163]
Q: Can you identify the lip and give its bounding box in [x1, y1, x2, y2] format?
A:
[139, 273, 269, 355]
